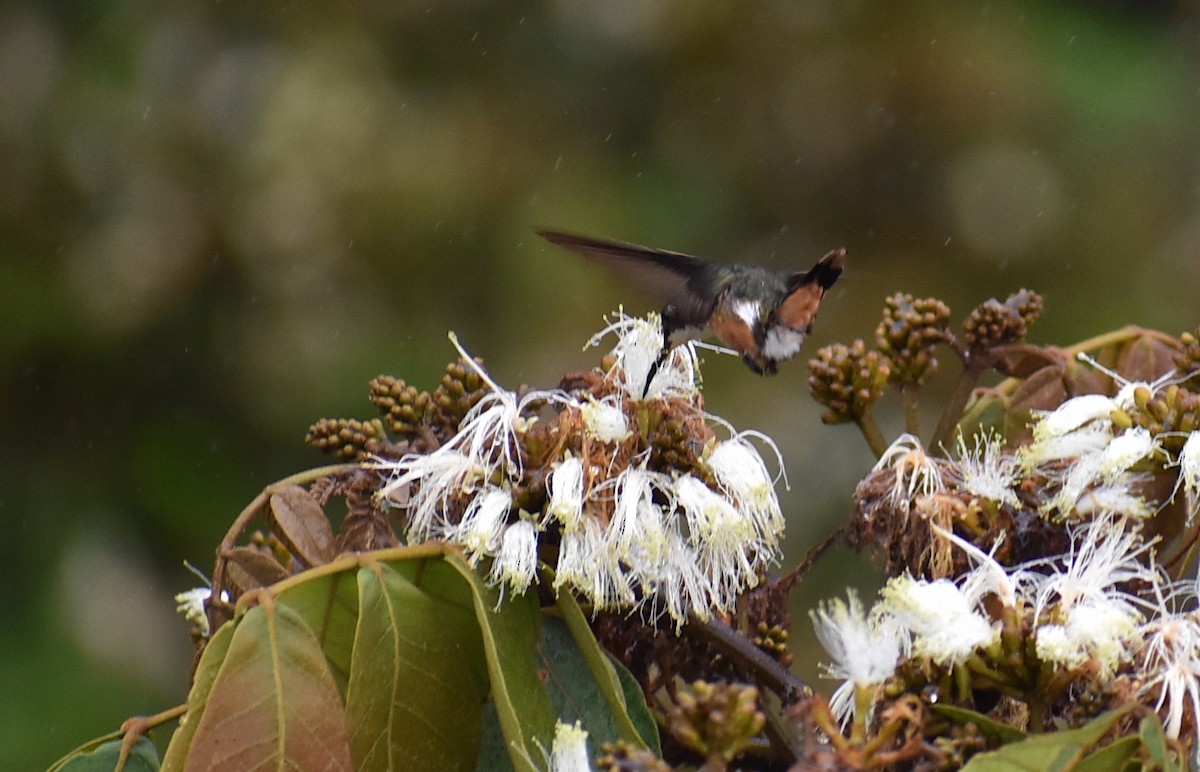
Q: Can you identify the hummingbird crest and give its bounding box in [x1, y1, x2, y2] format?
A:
[539, 229, 845, 376]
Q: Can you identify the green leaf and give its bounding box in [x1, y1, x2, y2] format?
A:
[554, 582, 659, 751]
[180, 599, 354, 771]
[448, 554, 557, 772]
[476, 701, 517, 772]
[960, 706, 1134, 772]
[274, 567, 360, 694]
[1073, 735, 1139, 772]
[344, 561, 488, 771]
[1139, 714, 1179, 772]
[55, 737, 161, 772]
[933, 703, 1027, 744]
[474, 610, 661, 771]
[607, 647, 661, 754]
[161, 620, 236, 772]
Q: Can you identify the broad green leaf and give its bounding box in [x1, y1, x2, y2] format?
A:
[607, 649, 661, 754]
[539, 615, 658, 756]
[275, 568, 360, 693]
[1139, 714, 1179, 772]
[961, 706, 1133, 772]
[1073, 735, 1139, 772]
[933, 704, 1027, 744]
[393, 553, 479, 611]
[554, 582, 658, 751]
[161, 620, 236, 772]
[449, 554, 557, 772]
[474, 617, 661, 772]
[47, 732, 136, 772]
[181, 599, 353, 771]
[55, 737, 160, 772]
[344, 561, 488, 771]
[476, 701, 516, 772]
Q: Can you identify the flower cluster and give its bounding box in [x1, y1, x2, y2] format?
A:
[817, 381, 1200, 745]
[374, 313, 787, 628]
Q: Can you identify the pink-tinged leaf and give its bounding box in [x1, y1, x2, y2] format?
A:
[181, 598, 353, 772]
[344, 561, 488, 771]
[161, 621, 236, 771]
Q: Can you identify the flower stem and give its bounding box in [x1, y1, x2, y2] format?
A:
[930, 357, 991, 454]
[900, 384, 922, 437]
[856, 412, 890, 458]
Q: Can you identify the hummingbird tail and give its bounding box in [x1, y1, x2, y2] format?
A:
[804, 248, 846, 290]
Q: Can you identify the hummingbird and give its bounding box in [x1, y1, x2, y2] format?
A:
[538, 229, 846, 375]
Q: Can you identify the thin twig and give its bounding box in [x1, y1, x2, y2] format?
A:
[686, 616, 810, 704]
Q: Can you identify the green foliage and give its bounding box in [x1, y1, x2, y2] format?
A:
[958, 706, 1134, 772]
[52, 738, 160, 772]
[50, 547, 649, 772]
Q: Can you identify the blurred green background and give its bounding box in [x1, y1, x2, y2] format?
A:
[4, 1, 1199, 766]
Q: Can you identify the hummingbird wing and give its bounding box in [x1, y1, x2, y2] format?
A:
[537, 229, 721, 327]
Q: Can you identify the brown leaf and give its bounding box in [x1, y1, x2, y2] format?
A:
[223, 546, 291, 591]
[1117, 333, 1181, 385]
[269, 485, 336, 567]
[1004, 349, 1063, 379]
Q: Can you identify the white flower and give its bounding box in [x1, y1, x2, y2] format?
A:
[874, 433, 945, 512]
[487, 520, 539, 598]
[1098, 427, 1158, 482]
[589, 311, 698, 399]
[378, 448, 484, 540]
[1176, 431, 1200, 526]
[1136, 612, 1200, 739]
[549, 720, 592, 772]
[811, 591, 904, 726]
[1074, 482, 1152, 520]
[175, 587, 213, 637]
[932, 524, 1018, 609]
[546, 456, 586, 533]
[451, 487, 513, 565]
[1043, 453, 1105, 516]
[705, 433, 786, 540]
[443, 332, 572, 480]
[606, 464, 671, 565]
[1017, 515, 1154, 675]
[643, 527, 716, 628]
[1039, 428, 1157, 517]
[580, 397, 631, 443]
[1019, 421, 1114, 471]
[1030, 393, 1117, 442]
[1035, 599, 1139, 677]
[675, 475, 760, 610]
[952, 431, 1020, 508]
[555, 517, 634, 611]
[880, 574, 998, 666]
